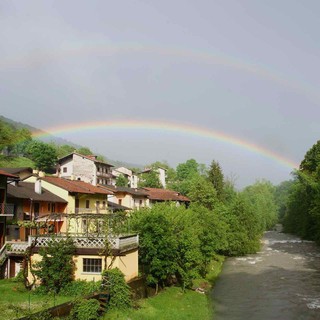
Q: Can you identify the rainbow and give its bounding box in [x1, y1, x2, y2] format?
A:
[1, 43, 319, 102]
[32, 119, 299, 170]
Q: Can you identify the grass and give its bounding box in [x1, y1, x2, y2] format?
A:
[104, 255, 225, 320]
[0, 279, 72, 320]
[104, 286, 211, 320]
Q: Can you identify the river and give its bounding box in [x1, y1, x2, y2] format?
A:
[212, 226, 320, 319]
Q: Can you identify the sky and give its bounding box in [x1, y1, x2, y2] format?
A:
[1, 0, 320, 188]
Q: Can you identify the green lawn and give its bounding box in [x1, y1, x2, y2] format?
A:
[104, 255, 224, 320]
[104, 286, 211, 320]
[0, 279, 72, 320]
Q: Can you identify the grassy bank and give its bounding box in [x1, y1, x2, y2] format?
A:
[105, 255, 225, 320]
[0, 279, 72, 320]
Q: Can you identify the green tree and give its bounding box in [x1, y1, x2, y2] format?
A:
[130, 206, 177, 292]
[187, 175, 218, 210]
[34, 238, 75, 293]
[26, 140, 57, 171]
[208, 160, 224, 200]
[76, 147, 93, 156]
[55, 144, 75, 158]
[176, 159, 199, 180]
[241, 180, 278, 231]
[116, 174, 129, 187]
[138, 170, 163, 188]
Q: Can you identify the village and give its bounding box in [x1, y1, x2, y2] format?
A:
[0, 151, 190, 285]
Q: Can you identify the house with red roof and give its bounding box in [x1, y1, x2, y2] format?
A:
[143, 187, 190, 207]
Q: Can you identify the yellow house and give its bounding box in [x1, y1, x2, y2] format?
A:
[23, 176, 139, 283]
[99, 185, 148, 210]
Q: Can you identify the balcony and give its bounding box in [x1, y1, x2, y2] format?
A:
[73, 207, 109, 214]
[0, 203, 14, 217]
[28, 234, 139, 253]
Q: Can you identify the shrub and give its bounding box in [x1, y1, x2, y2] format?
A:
[33, 238, 75, 293]
[59, 280, 101, 297]
[69, 298, 100, 320]
[102, 268, 132, 310]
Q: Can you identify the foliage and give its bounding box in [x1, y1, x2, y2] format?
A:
[116, 174, 129, 187]
[69, 298, 100, 320]
[104, 286, 211, 320]
[241, 180, 278, 231]
[130, 206, 177, 288]
[138, 170, 163, 188]
[176, 159, 199, 180]
[274, 180, 295, 221]
[208, 160, 224, 200]
[283, 140, 320, 242]
[54, 144, 75, 158]
[102, 268, 132, 310]
[59, 280, 101, 297]
[0, 119, 32, 154]
[33, 238, 76, 293]
[187, 175, 218, 210]
[26, 140, 57, 171]
[76, 147, 93, 156]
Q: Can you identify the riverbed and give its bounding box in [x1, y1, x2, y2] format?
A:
[212, 228, 320, 319]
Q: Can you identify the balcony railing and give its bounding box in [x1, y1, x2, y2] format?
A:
[0, 203, 14, 216]
[73, 207, 109, 214]
[28, 234, 139, 253]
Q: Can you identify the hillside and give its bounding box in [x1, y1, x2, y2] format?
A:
[0, 115, 142, 169]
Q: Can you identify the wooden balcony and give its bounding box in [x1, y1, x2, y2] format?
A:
[0, 203, 14, 217]
[28, 234, 139, 253]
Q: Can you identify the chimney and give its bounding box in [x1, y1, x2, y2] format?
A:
[39, 171, 45, 177]
[35, 179, 42, 194]
[88, 155, 97, 160]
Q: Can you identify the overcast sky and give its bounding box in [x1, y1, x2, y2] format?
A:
[1, 0, 320, 188]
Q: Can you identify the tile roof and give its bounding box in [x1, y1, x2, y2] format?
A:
[7, 182, 67, 203]
[99, 184, 148, 196]
[0, 167, 33, 175]
[107, 201, 131, 211]
[42, 176, 113, 195]
[0, 169, 19, 179]
[143, 188, 190, 202]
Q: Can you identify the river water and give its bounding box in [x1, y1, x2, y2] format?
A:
[212, 227, 320, 319]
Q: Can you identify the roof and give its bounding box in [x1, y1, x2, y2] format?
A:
[99, 184, 148, 196]
[7, 182, 67, 203]
[42, 176, 113, 195]
[143, 188, 190, 202]
[0, 170, 19, 179]
[0, 167, 33, 174]
[107, 201, 131, 211]
[58, 152, 114, 167]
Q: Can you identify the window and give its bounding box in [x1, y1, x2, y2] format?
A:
[51, 203, 55, 213]
[102, 201, 106, 208]
[63, 167, 67, 173]
[86, 200, 90, 209]
[83, 258, 102, 273]
[47, 203, 51, 211]
[118, 199, 122, 205]
[139, 200, 143, 205]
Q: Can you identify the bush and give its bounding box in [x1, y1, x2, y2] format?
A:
[102, 268, 132, 310]
[69, 298, 100, 320]
[59, 280, 101, 297]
